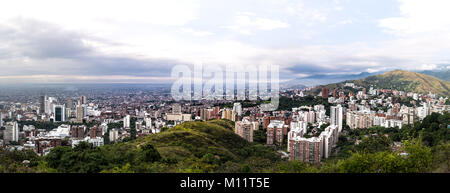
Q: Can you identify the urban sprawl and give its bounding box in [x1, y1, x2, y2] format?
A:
[0, 83, 448, 165]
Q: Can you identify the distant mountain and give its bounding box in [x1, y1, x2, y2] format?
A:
[283, 71, 381, 88]
[419, 69, 450, 81]
[309, 70, 450, 97]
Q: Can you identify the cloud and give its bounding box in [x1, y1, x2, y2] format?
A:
[224, 12, 289, 35]
[379, 0, 450, 36]
[0, 0, 449, 84]
[181, 28, 214, 37]
[0, 0, 200, 28]
[284, 1, 328, 25]
[0, 18, 182, 82]
[375, 0, 450, 71]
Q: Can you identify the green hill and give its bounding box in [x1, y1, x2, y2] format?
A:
[310, 70, 450, 97]
[137, 119, 257, 162]
[358, 70, 450, 96]
[40, 119, 281, 173]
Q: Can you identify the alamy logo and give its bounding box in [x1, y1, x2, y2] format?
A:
[171, 63, 279, 111]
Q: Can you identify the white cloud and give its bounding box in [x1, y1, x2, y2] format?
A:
[1, 0, 449, 83]
[284, 1, 328, 25]
[224, 13, 289, 35]
[181, 28, 214, 37]
[375, 0, 450, 71]
[0, 0, 200, 30]
[379, 0, 450, 35]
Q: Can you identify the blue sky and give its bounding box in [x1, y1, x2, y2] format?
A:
[0, 0, 449, 84]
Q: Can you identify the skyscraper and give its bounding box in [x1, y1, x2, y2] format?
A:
[267, 120, 285, 145]
[331, 105, 343, 132]
[235, 118, 255, 142]
[54, 105, 65, 122]
[321, 88, 329, 98]
[4, 122, 19, 144]
[76, 105, 85, 121]
[39, 95, 46, 114]
[81, 96, 87, 105]
[124, 115, 131, 128]
[66, 99, 74, 109]
[233, 103, 242, 116]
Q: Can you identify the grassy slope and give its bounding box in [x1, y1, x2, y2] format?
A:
[308, 70, 450, 97]
[130, 119, 251, 162]
[359, 70, 450, 96]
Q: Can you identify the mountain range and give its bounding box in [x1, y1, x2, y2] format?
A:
[308, 70, 450, 97]
[419, 69, 450, 81]
[282, 71, 381, 89]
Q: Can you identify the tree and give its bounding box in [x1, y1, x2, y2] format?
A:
[140, 143, 161, 163]
[403, 138, 432, 173]
[355, 135, 392, 153]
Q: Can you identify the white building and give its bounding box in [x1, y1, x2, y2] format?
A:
[288, 121, 307, 152]
[319, 125, 339, 159]
[109, 129, 119, 142]
[72, 137, 104, 148]
[418, 103, 430, 120]
[233, 103, 242, 116]
[383, 119, 403, 129]
[4, 122, 19, 144]
[123, 115, 131, 128]
[100, 123, 108, 135]
[46, 125, 71, 138]
[331, 105, 343, 132]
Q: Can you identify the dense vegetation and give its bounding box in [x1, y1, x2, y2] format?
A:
[0, 112, 449, 173]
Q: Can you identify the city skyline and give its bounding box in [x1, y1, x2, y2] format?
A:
[1, 0, 450, 84]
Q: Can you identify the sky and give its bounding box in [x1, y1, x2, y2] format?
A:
[0, 0, 450, 84]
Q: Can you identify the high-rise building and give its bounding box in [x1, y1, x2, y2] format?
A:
[81, 96, 87, 105]
[45, 100, 52, 115]
[144, 117, 152, 129]
[289, 137, 323, 164]
[234, 118, 256, 142]
[172, 103, 182, 114]
[288, 121, 307, 152]
[320, 125, 339, 159]
[0, 112, 3, 127]
[4, 122, 19, 144]
[66, 99, 74, 109]
[288, 125, 340, 164]
[233, 103, 242, 116]
[221, 108, 233, 120]
[65, 108, 72, 120]
[109, 129, 119, 142]
[321, 88, 329, 98]
[70, 126, 85, 139]
[54, 105, 65, 122]
[90, 126, 103, 139]
[39, 96, 46, 114]
[123, 115, 131, 128]
[331, 105, 343, 132]
[76, 105, 86, 121]
[266, 120, 285, 145]
[346, 111, 373, 129]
